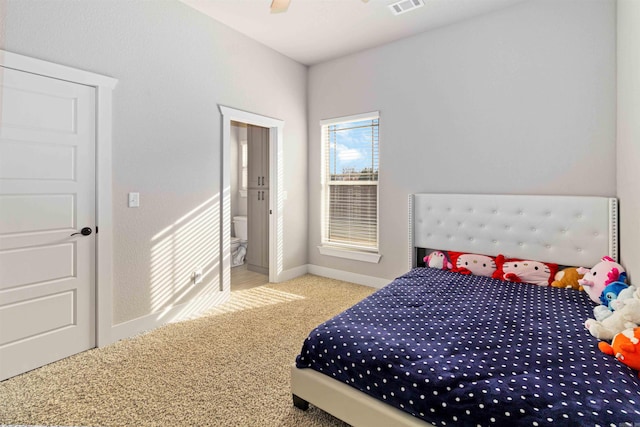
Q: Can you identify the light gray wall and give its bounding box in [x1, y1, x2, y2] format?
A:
[617, 0, 640, 280]
[0, 0, 308, 324]
[307, 0, 617, 280]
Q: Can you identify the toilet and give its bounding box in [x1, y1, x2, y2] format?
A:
[231, 215, 248, 267]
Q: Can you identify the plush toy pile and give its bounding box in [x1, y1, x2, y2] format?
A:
[578, 256, 640, 376]
[583, 257, 632, 339]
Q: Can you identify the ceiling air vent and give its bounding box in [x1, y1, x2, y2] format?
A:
[388, 0, 424, 16]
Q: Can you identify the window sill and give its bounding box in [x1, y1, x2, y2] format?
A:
[317, 245, 382, 264]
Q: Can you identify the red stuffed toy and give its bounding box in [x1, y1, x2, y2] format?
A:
[492, 255, 557, 286]
[448, 251, 498, 277]
[599, 327, 640, 377]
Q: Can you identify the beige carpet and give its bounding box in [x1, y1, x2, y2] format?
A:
[0, 274, 376, 427]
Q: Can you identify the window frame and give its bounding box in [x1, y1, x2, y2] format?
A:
[318, 111, 381, 263]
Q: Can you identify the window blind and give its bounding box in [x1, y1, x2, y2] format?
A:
[323, 116, 379, 251]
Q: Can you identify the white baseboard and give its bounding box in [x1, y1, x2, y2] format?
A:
[307, 265, 390, 289]
[107, 267, 387, 344]
[276, 264, 309, 282]
[109, 289, 230, 344]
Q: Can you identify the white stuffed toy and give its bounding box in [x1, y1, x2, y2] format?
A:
[611, 286, 639, 311]
[585, 297, 640, 340]
[593, 305, 613, 322]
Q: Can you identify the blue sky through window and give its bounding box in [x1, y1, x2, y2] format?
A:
[328, 119, 379, 178]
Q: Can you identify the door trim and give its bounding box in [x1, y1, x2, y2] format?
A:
[219, 105, 284, 286]
[0, 49, 118, 347]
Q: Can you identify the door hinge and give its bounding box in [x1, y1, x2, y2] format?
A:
[270, 210, 272, 214]
[96, 226, 99, 234]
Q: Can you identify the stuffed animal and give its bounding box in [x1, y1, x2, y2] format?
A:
[611, 285, 638, 311]
[593, 280, 629, 321]
[585, 297, 640, 340]
[600, 281, 629, 309]
[551, 267, 584, 290]
[593, 305, 614, 322]
[598, 328, 640, 377]
[493, 255, 556, 286]
[452, 253, 497, 277]
[423, 251, 452, 270]
[578, 256, 626, 304]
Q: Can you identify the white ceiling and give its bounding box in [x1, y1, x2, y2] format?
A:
[180, 0, 528, 66]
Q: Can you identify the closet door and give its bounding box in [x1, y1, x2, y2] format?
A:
[260, 127, 269, 189]
[246, 124, 270, 274]
[247, 189, 269, 272]
[247, 189, 262, 267]
[260, 189, 270, 268]
[247, 125, 269, 190]
[0, 66, 96, 380]
[247, 125, 262, 189]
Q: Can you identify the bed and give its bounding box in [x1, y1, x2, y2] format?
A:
[291, 194, 640, 426]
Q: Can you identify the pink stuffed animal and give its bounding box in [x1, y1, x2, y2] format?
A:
[424, 251, 452, 270]
[501, 259, 555, 286]
[578, 256, 625, 304]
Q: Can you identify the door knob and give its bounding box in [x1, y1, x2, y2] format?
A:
[71, 227, 93, 237]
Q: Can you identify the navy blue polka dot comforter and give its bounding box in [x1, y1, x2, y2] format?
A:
[296, 268, 640, 426]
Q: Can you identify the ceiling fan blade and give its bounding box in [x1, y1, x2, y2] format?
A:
[270, 0, 291, 13]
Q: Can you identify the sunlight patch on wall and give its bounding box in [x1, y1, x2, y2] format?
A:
[166, 279, 230, 323]
[222, 185, 231, 292]
[150, 195, 221, 316]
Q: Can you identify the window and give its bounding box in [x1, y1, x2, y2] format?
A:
[320, 112, 380, 259]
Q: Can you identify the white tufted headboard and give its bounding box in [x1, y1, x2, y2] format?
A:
[409, 193, 618, 269]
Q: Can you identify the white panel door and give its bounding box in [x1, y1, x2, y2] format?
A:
[0, 66, 96, 380]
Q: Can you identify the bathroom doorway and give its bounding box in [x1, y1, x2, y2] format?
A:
[219, 106, 284, 293]
[229, 121, 269, 290]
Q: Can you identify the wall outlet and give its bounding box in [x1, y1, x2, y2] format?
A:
[192, 268, 203, 285]
[128, 192, 140, 208]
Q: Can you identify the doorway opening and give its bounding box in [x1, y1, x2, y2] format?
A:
[219, 106, 284, 293]
[229, 121, 269, 291]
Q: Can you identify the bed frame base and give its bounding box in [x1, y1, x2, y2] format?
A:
[292, 394, 309, 410]
[291, 365, 433, 427]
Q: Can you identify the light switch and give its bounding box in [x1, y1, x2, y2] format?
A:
[128, 192, 140, 208]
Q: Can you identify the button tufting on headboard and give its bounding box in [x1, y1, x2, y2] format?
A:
[411, 193, 617, 268]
